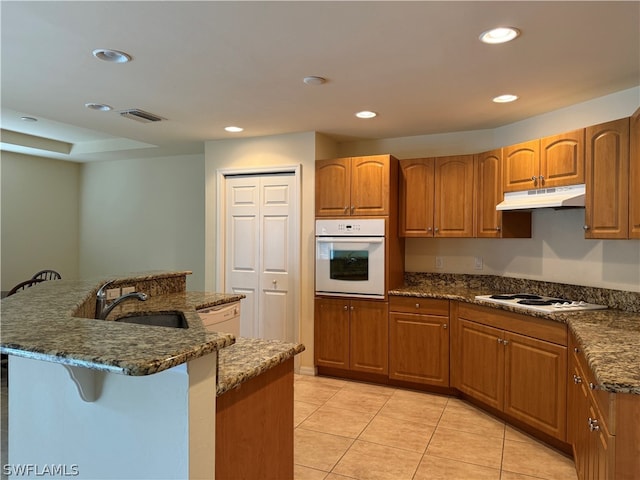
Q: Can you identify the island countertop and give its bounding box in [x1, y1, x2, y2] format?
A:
[0, 272, 242, 376]
[390, 275, 640, 395]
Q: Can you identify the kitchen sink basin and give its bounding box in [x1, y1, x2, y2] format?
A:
[113, 311, 188, 329]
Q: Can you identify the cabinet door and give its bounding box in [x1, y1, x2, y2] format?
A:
[475, 150, 503, 238]
[315, 158, 351, 217]
[351, 155, 390, 216]
[585, 118, 630, 239]
[568, 360, 590, 480]
[503, 140, 540, 192]
[314, 298, 350, 369]
[399, 158, 435, 237]
[540, 129, 585, 188]
[389, 312, 449, 387]
[503, 331, 567, 441]
[630, 109, 640, 239]
[349, 300, 388, 375]
[588, 403, 614, 480]
[455, 319, 504, 410]
[434, 155, 475, 237]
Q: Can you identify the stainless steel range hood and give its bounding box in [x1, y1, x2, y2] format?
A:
[496, 184, 586, 211]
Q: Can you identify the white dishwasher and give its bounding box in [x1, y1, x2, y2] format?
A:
[197, 302, 241, 336]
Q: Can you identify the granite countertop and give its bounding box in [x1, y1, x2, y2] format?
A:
[0, 272, 241, 376]
[390, 275, 640, 395]
[216, 337, 305, 396]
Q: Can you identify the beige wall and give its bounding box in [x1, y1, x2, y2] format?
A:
[79, 154, 206, 290]
[0, 151, 80, 290]
[204, 131, 323, 369]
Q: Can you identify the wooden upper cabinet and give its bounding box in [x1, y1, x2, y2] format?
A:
[540, 129, 585, 188]
[351, 155, 391, 216]
[315, 155, 393, 217]
[503, 140, 540, 192]
[504, 131, 585, 193]
[585, 118, 630, 239]
[434, 155, 475, 237]
[399, 158, 435, 236]
[630, 108, 640, 239]
[315, 158, 351, 217]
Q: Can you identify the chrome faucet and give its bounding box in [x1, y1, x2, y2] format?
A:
[95, 280, 148, 320]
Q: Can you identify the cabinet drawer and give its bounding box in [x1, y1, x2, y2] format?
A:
[389, 296, 449, 316]
[570, 340, 616, 434]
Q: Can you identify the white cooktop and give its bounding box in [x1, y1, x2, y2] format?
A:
[474, 294, 608, 313]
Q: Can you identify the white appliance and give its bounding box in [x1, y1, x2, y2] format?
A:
[474, 293, 607, 313]
[197, 301, 241, 336]
[315, 219, 386, 299]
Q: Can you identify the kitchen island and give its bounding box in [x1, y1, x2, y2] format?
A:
[0, 271, 304, 479]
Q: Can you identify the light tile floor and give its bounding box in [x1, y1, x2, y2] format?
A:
[294, 374, 578, 480]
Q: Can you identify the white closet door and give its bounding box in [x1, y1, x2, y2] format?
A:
[225, 173, 296, 342]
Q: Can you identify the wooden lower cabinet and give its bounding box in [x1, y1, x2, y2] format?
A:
[389, 297, 450, 387]
[314, 297, 388, 375]
[453, 303, 568, 441]
[568, 333, 640, 480]
[216, 359, 294, 480]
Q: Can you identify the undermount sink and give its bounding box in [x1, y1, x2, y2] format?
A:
[113, 311, 188, 329]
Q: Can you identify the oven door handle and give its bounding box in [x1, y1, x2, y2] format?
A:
[316, 237, 384, 243]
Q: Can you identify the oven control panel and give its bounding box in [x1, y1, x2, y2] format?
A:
[316, 218, 385, 236]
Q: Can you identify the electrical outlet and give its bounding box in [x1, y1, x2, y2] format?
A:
[106, 287, 121, 300]
[435, 256, 444, 269]
[474, 256, 483, 270]
[121, 286, 135, 295]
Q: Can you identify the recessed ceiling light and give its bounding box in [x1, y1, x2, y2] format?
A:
[479, 27, 521, 44]
[303, 76, 327, 86]
[20, 116, 38, 122]
[92, 48, 132, 63]
[85, 103, 113, 111]
[225, 126, 244, 133]
[355, 111, 377, 119]
[493, 94, 519, 103]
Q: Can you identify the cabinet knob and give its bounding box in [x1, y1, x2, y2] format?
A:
[539, 175, 545, 185]
[350, 306, 355, 311]
[496, 226, 501, 232]
[573, 374, 582, 384]
[434, 227, 439, 233]
[442, 324, 448, 329]
[531, 176, 538, 186]
[427, 227, 432, 232]
[589, 382, 598, 390]
[503, 339, 510, 346]
[588, 418, 600, 432]
[343, 305, 348, 310]
[583, 225, 590, 231]
[497, 338, 503, 344]
[574, 347, 580, 353]
[344, 206, 349, 213]
[415, 303, 420, 309]
[351, 206, 355, 214]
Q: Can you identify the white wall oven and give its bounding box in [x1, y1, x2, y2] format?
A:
[315, 219, 385, 299]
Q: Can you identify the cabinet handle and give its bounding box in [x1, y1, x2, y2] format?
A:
[434, 227, 439, 233]
[497, 338, 503, 344]
[589, 382, 598, 390]
[344, 206, 349, 214]
[496, 226, 501, 232]
[531, 176, 538, 186]
[588, 418, 600, 432]
[443, 324, 448, 329]
[539, 175, 545, 185]
[583, 225, 590, 231]
[574, 347, 580, 353]
[573, 374, 582, 384]
[503, 339, 510, 346]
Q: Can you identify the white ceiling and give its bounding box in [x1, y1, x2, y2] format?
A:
[1, 1, 639, 163]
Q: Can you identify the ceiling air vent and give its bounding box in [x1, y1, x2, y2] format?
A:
[119, 109, 165, 123]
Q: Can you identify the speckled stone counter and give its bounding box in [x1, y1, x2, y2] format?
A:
[216, 337, 305, 396]
[390, 273, 640, 395]
[0, 272, 240, 376]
